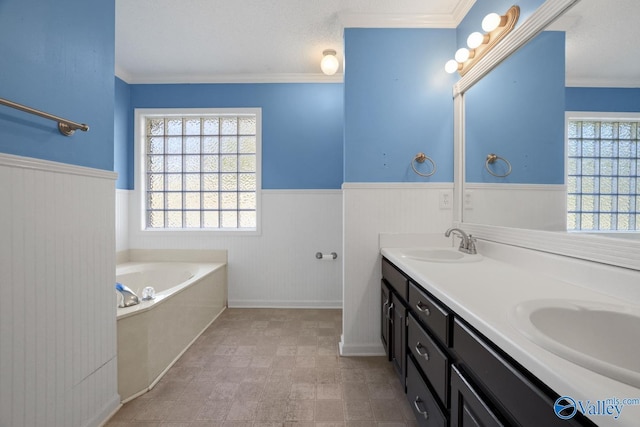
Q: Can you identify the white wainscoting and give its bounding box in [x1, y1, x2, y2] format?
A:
[125, 190, 343, 308]
[340, 183, 455, 356]
[0, 154, 119, 427]
[115, 190, 129, 254]
[463, 183, 567, 231]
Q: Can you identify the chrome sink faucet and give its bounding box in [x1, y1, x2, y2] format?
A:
[445, 228, 477, 254]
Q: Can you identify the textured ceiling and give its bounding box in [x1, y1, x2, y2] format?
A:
[551, 0, 640, 87]
[115, 0, 470, 83]
[115, 0, 639, 87]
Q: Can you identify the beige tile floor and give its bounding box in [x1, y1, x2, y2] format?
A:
[106, 308, 418, 427]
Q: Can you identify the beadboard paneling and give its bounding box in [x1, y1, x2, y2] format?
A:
[340, 183, 454, 356]
[0, 154, 119, 427]
[116, 190, 129, 253]
[127, 190, 343, 308]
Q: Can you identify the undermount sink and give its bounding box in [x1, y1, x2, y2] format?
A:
[399, 248, 483, 263]
[511, 299, 640, 388]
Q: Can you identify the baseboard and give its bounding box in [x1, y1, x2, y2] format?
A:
[339, 337, 386, 356]
[90, 394, 121, 427]
[228, 299, 342, 309]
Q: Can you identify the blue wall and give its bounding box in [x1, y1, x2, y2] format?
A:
[0, 0, 115, 171]
[344, 28, 458, 182]
[115, 77, 132, 189]
[465, 31, 566, 184]
[124, 83, 343, 190]
[566, 88, 640, 112]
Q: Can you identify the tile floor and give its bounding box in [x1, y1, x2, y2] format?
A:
[106, 308, 418, 427]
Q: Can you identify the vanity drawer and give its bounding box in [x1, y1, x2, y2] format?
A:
[407, 356, 447, 427]
[408, 313, 449, 407]
[382, 258, 408, 301]
[409, 282, 451, 346]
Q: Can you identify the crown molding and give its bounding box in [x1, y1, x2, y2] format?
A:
[116, 72, 343, 85]
[339, 13, 456, 28]
[451, 0, 476, 26]
[566, 77, 640, 88]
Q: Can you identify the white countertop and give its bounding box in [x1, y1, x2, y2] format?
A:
[381, 247, 640, 427]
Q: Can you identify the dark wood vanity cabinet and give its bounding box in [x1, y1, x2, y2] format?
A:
[450, 364, 504, 427]
[381, 280, 391, 359]
[381, 257, 596, 427]
[381, 258, 408, 388]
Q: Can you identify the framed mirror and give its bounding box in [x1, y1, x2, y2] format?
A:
[453, 0, 640, 270]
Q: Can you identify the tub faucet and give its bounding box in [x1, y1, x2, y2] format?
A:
[115, 283, 140, 308]
[445, 228, 477, 254]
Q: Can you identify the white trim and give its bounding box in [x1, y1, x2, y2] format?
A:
[339, 13, 457, 29]
[566, 78, 640, 88]
[458, 223, 640, 271]
[464, 183, 566, 191]
[228, 300, 342, 309]
[117, 73, 343, 85]
[134, 108, 262, 234]
[453, 0, 580, 96]
[342, 182, 454, 190]
[451, 0, 477, 26]
[566, 111, 640, 121]
[338, 339, 386, 357]
[262, 189, 342, 195]
[0, 152, 117, 181]
[339, 0, 475, 29]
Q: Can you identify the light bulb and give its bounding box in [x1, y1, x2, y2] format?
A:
[454, 48, 470, 63]
[467, 32, 486, 49]
[482, 13, 502, 32]
[444, 59, 459, 74]
[320, 50, 339, 75]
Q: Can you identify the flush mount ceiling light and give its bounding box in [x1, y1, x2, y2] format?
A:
[445, 5, 520, 76]
[320, 49, 340, 75]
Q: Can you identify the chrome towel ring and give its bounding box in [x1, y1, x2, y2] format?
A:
[485, 153, 512, 177]
[411, 152, 437, 177]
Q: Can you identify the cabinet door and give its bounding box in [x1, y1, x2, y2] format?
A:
[381, 280, 391, 360]
[451, 365, 504, 427]
[391, 294, 407, 389]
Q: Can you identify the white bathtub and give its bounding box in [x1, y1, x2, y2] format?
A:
[115, 260, 227, 402]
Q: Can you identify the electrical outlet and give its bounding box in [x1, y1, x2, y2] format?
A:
[439, 190, 453, 210]
[464, 190, 473, 210]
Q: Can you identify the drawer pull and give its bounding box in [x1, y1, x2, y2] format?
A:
[387, 303, 394, 323]
[416, 301, 431, 316]
[415, 342, 430, 360]
[413, 396, 429, 419]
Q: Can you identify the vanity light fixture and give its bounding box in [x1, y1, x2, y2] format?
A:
[320, 49, 340, 75]
[445, 5, 520, 76]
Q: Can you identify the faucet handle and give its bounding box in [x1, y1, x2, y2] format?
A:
[467, 235, 478, 254]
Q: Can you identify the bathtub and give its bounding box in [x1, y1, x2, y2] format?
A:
[115, 260, 227, 402]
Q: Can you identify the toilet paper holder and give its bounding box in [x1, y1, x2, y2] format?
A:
[315, 252, 338, 260]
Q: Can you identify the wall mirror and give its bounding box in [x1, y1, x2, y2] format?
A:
[453, 0, 640, 270]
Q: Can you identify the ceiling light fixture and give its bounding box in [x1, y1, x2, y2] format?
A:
[444, 5, 520, 76]
[321, 49, 340, 75]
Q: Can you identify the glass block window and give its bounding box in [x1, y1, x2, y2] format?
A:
[141, 110, 260, 230]
[567, 118, 639, 231]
